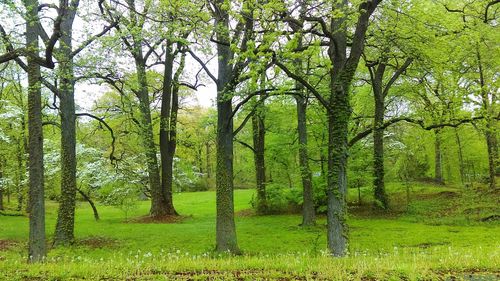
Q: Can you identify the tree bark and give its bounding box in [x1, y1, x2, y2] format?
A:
[327, 84, 349, 257]
[159, 42, 180, 216]
[454, 128, 466, 185]
[476, 46, 497, 189]
[135, 59, 165, 218]
[434, 129, 444, 184]
[372, 63, 389, 209]
[294, 21, 315, 225]
[252, 97, 267, 214]
[215, 45, 239, 254]
[25, 0, 46, 262]
[54, 2, 79, 246]
[296, 94, 315, 226]
[77, 188, 99, 221]
[485, 128, 498, 189]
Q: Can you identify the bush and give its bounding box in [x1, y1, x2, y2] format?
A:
[251, 184, 302, 214]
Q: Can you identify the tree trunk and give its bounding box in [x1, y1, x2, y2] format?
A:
[206, 142, 211, 179]
[25, 0, 46, 261]
[434, 129, 444, 184]
[0, 163, 4, 211]
[214, 15, 239, 252]
[293, 23, 315, 225]
[135, 60, 165, 218]
[372, 65, 388, 209]
[54, 5, 79, 246]
[326, 85, 349, 257]
[16, 119, 27, 212]
[252, 99, 267, 214]
[454, 128, 466, 185]
[77, 188, 99, 221]
[485, 128, 498, 189]
[296, 95, 315, 226]
[159, 42, 179, 216]
[476, 47, 497, 189]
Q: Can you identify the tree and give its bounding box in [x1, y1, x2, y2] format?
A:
[365, 54, 412, 208]
[276, 0, 381, 256]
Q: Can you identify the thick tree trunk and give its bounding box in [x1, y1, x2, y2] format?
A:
[215, 97, 239, 253]
[159, 44, 179, 216]
[434, 129, 444, 184]
[252, 101, 267, 214]
[77, 189, 99, 221]
[54, 7, 79, 245]
[215, 23, 239, 252]
[25, 0, 46, 262]
[372, 72, 388, 209]
[326, 86, 349, 257]
[296, 95, 315, 226]
[211, 0, 242, 253]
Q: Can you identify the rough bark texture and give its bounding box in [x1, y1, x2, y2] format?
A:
[296, 94, 315, 226]
[54, 2, 79, 246]
[25, 0, 46, 262]
[136, 59, 164, 218]
[372, 63, 388, 209]
[324, 0, 380, 257]
[252, 98, 267, 214]
[434, 129, 444, 184]
[159, 43, 184, 216]
[215, 40, 239, 254]
[120, 0, 166, 218]
[294, 22, 315, 226]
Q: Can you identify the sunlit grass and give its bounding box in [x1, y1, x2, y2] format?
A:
[0, 183, 499, 280]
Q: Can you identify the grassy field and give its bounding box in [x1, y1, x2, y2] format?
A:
[0, 183, 499, 280]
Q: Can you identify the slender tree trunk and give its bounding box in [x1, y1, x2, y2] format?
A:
[296, 95, 315, 225]
[77, 189, 99, 221]
[252, 98, 267, 214]
[434, 129, 444, 184]
[294, 24, 315, 225]
[476, 47, 497, 189]
[16, 120, 27, 211]
[206, 142, 211, 179]
[0, 163, 4, 211]
[485, 128, 498, 189]
[54, 5, 79, 245]
[372, 71, 388, 209]
[25, 0, 46, 261]
[454, 128, 466, 185]
[134, 60, 165, 218]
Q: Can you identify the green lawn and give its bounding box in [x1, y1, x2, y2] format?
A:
[0, 185, 499, 280]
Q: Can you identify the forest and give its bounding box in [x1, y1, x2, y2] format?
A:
[0, 0, 499, 280]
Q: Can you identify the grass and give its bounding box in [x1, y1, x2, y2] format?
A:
[0, 183, 499, 280]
